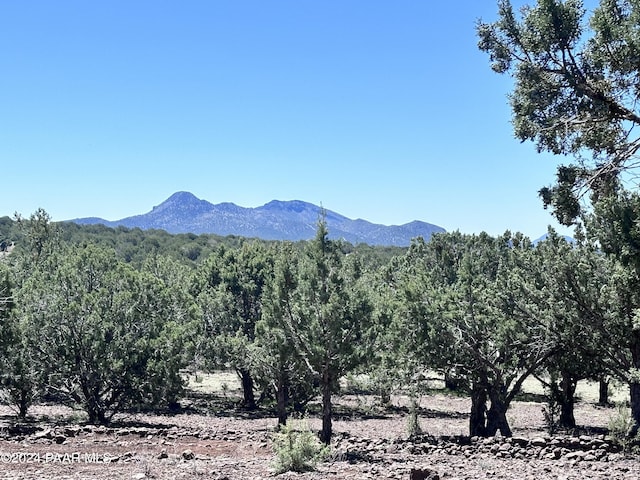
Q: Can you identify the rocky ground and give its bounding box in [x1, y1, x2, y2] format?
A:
[0, 387, 639, 479]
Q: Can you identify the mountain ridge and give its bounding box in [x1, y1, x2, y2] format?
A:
[70, 192, 445, 246]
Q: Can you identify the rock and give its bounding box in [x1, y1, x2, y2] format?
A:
[567, 437, 582, 448]
[158, 449, 168, 459]
[409, 468, 440, 480]
[386, 444, 401, 454]
[565, 451, 586, 461]
[34, 428, 53, 440]
[54, 435, 67, 444]
[530, 437, 547, 447]
[511, 436, 529, 447]
[182, 449, 195, 460]
[63, 427, 80, 437]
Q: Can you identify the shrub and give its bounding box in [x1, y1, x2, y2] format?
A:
[271, 420, 328, 473]
[407, 396, 423, 438]
[541, 391, 560, 435]
[608, 405, 640, 454]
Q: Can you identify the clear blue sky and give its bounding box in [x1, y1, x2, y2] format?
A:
[1, 1, 581, 238]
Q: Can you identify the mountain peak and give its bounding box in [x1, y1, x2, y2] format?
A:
[152, 191, 211, 210]
[71, 192, 446, 246]
[165, 191, 201, 203]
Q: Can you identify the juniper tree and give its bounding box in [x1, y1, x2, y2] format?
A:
[18, 244, 186, 424]
[397, 232, 558, 437]
[253, 242, 315, 426]
[276, 218, 373, 444]
[478, 0, 640, 431]
[192, 241, 273, 410]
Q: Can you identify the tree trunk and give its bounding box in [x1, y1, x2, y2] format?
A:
[630, 333, 640, 436]
[380, 390, 392, 407]
[320, 368, 332, 445]
[598, 377, 610, 406]
[238, 368, 256, 410]
[630, 382, 640, 437]
[18, 385, 31, 419]
[444, 371, 461, 391]
[276, 371, 288, 427]
[82, 381, 108, 425]
[86, 401, 107, 425]
[558, 372, 577, 430]
[469, 383, 487, 437]
[486, 388, 512, 437]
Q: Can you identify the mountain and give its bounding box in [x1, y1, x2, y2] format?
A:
[71, 192, 445, 246]
[532, 232, 576, 245]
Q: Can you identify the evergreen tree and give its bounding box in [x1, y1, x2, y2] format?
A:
[18, 244, 185, 423]
[397, 232, 558, 437]
[253, 242, 315, 426]
[277, 218, 373, 444]
[478, 0, 640, 431]
[193, 241, 273, 409]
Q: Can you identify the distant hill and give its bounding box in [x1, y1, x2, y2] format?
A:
[70, 191, 446, 247]
[532, 232, 576, 245]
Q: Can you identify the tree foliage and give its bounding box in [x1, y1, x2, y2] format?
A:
[17, 244, 186, 423]
[253, 242, 315, 426]
[394, 232, 561, 437]
[479, 0, 640, 433]
[272, 219, 373, 444]
[192, 241, 274, 409]
[478, 0, 640, 222]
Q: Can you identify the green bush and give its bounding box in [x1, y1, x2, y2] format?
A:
[407, 396, 423, 437]
[272, 420, 329, 473]
[608, 405, 640, 454]
[541, 390, 560, 435]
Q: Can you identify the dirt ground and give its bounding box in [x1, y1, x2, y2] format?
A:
[0, 379, 639, 480]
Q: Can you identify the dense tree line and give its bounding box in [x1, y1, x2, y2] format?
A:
[0, 208, 637, 444]
[0, 216, 404, 268]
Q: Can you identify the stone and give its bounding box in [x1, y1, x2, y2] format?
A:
[63, 427, 80, 437]
[565, 451, 586, 461]
[409, 468, 440, 480]
[530, 437, 547, 447]
[182, 449, 195, 460]
[511, 436, 529, 447]
[33, 428, 53, 440]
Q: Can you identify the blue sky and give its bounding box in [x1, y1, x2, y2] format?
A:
[1, 1, 581, 238]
